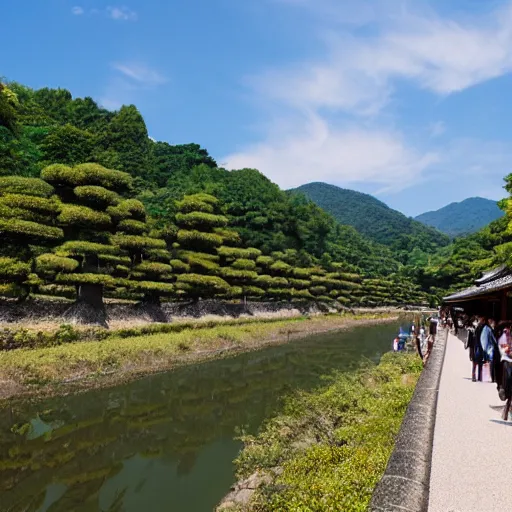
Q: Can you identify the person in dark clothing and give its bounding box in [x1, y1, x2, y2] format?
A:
[471, 317, 486, 382]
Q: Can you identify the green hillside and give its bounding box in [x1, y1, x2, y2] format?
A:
[415, 197, 503, 237]
[292, 182, 450, 257]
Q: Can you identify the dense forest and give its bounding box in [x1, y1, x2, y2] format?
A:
[3, 79, 506, 322]
[293, 182, 450, 261]
[415, 197, 503, 237]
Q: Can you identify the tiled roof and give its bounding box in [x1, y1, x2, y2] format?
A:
[474, 264, 508, 285]
[444, 272, 512, 302]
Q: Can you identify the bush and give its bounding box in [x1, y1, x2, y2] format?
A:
[292, 288, 314, 300]
[185, 255, 219, 273]
[331, 272, 361, 283]
[222, 286, 243, 299]
[243, 286, 265, 297]
[310, 285, 327, 296]
[58, 240, 121, 256]
[112, 234, 166, 250]
[74, 186, 120, 208]
[267, 287, 291, 300]
[42, 163, 133, 191]
[0, 258, 30, 281]
[219, 268, 258, 281]
[118, 219, 149, 235]
[145, 248, 172, 262]
[0, 218, 63, 242]
[176, 273, 231, 293]
[56, 273, 115, 286]
[97, 254, 131, 265]
[179, 250, 219, 262]
[0, 194, 60, 214]
[36, 254, 79, 274]
[217, 246, 262, 260]
[38, 284, 76, 299]
[58, 204, 111, 227]
[232, 258, 257, 271]
[256, 255, 274, 267]
[292, 268, 313, 279]
[288, 278, 310, 289]
[170, 259, 190, 273]
[214, 228, 241, 246]
[270, 261, 292, 274]
[176, 193, 218, 213]
[176, 211, 228, 229]
[125, 281, 174, 294]
[177, 230, 223, 250]
[0, 204, 51, 224]
[255, 275, 274, 289]
[0, 176, 54, 198]
[0, 283, 24, 298]
[133, 262, 173, 277]
[107, 199, 146, 222]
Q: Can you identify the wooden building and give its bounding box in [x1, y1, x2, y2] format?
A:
[443, 265, 512, 321]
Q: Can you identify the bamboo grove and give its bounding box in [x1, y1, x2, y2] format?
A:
[0, 163, 430, 323]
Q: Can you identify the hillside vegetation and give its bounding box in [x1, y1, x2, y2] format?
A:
[292, 182, 450, 259]
[415, 197, 503, 237]
[0, 81, 435, 321]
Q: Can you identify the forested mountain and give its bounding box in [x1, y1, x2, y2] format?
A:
[292, 182, 450, 258]
[415, 197, 503, 237]
[0, 80, 437, 316]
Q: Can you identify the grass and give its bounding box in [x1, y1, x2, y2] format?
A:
[222, 352, 422, 512]
[0, 313, 395, 399]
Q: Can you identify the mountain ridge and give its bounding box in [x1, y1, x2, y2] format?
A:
[414, 197, 503, 237]
[291, 182, 450, 255]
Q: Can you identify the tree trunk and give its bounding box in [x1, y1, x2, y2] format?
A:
[136, 294, 168, 323]
[64, 284, 108, 327]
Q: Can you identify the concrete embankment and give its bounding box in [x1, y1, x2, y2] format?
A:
[370, 327, 448, 511]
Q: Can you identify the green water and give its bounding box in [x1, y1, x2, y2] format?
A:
[0, 321, 405, 512]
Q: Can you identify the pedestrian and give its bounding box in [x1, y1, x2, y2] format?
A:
[428, 315, 438, 342]
[496, 321, 512, 400]
[393, 336, 399, 352]
[470, 316, 486, 382]
[481, 317, 498, 382]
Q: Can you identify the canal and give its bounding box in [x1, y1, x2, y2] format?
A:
[0, 319, 407, 511]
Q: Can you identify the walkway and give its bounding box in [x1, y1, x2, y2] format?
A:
[429, 331, 512, 511]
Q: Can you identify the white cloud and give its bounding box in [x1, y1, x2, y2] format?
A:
[227, 1, 512, 194]
[112, 62, 167, 86]
[107, 6, 137, 21]
[252, 2, 512, 116]
[225, 114, 438, 192]
[72, 6, 84, 15]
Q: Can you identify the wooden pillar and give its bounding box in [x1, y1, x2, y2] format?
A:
[502, 289, 509, 321]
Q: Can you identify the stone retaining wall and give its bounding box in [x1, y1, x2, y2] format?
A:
[369, 327, 448, 512]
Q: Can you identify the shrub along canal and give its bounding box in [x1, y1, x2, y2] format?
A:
[0, 319, 409, 511]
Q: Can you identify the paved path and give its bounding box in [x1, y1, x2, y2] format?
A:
[429, 331, 512, 511]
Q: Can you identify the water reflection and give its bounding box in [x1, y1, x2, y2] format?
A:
[0, 322, 399, 512]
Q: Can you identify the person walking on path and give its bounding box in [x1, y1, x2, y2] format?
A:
[481, 318, 498, 383]
[470, 316, 486, 382]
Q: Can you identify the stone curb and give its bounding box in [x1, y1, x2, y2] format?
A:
[369, 327, 448, 512]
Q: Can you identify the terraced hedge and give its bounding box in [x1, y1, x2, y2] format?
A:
[0, 167, 431, 320]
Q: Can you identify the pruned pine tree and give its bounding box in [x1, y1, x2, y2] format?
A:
[112, 212, 172, 321]
[0, 176, 63, 300]
[355, 277, 428, 308]
[39, 163, 133, 325]
[217, 245, 262, 301]
[173, 193, 231, 301]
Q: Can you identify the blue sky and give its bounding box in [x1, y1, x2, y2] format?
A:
[3, 0, 512, 216]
